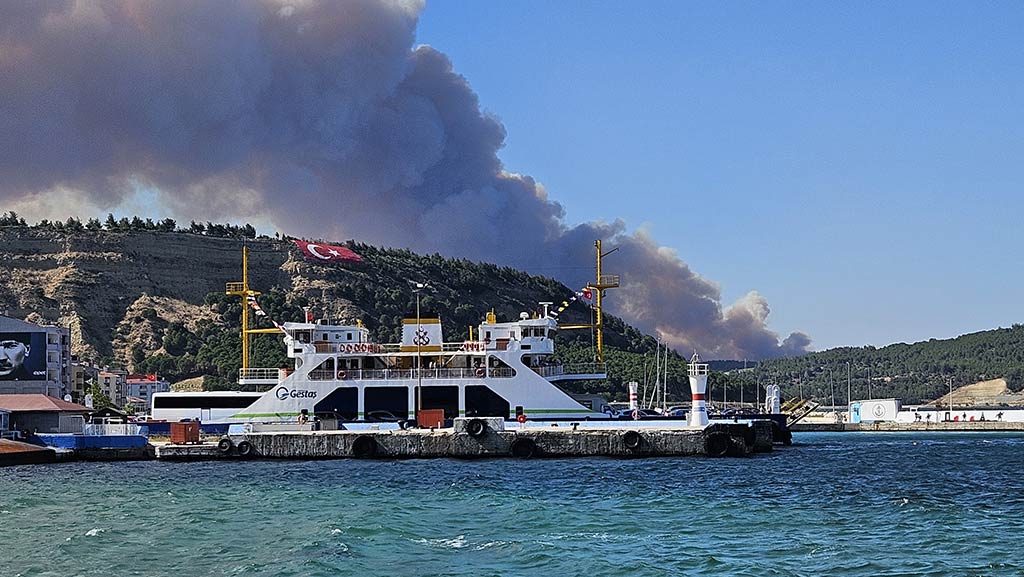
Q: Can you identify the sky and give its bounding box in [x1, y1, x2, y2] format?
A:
[416, 1, 1024, 350]
[2, 1, 1021, 357]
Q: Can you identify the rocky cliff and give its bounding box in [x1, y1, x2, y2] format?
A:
[0, 226, 606, 371]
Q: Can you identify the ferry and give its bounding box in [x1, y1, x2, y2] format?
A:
[169, 308, 613, 427]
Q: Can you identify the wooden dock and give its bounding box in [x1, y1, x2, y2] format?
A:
[155, 421, 775, 460]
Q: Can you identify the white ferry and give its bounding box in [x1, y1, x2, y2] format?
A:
[213, 309, 610, 425]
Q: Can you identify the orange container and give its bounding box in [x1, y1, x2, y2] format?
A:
[417, 409, 445, 429]
[170, 422, 200, 444]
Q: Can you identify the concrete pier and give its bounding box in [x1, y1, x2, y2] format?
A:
[155, 421, 774, 460]
[793, 421, 1024, 433]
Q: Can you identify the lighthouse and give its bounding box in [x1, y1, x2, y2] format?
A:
[688, 351, 709, 427]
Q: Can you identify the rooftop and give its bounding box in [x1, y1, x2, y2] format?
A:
[0, 394, 91, 413]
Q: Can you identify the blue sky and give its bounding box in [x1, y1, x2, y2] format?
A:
[416, 1, 1024, 350]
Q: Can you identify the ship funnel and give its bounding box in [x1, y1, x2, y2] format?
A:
[401, 316, 443, 352]
[687, 351, 709, 427]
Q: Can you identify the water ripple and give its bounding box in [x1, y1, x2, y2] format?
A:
[3, 433, 1024, 576]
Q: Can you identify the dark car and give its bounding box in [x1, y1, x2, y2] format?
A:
[617, 408, 662, 420]
[364, 410, 404, 422]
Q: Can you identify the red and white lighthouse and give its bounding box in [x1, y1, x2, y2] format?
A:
[688, 351, 709, 427]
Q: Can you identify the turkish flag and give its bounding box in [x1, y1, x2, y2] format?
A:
[294, 240, 363, 263]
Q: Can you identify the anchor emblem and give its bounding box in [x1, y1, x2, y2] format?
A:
[413, 329, 430, 346]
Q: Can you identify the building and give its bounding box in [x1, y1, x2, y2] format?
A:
[97, 369, 128, 408]
[126, 374, 170, 411]
[0, 408, 10, 438]
[0, 394, 91, 434]
[0, 315, 71, 398]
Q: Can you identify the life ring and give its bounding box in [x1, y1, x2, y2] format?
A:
[509, 437, 537, 459]
[704, 432, 731, 458]
[475, 367, 485, 377]
[352, 435, 377, 458]
[236, 440, 254, 458]
[623, 430, 642, 451]
[337, 371, 347, 380]
[357, 343, 365, 352]
[217, 437, 234, 455]
[466, 418, 487, 438]
[516, 413, 527, 424]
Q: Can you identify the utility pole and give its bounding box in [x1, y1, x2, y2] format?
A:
[846, 361, 851, 407]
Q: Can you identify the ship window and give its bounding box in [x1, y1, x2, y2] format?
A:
[152, 395, 261, 409]
[314, 387, 358, 421]
[364, 387, 409, 420]
[414, 386, 459, 419]
[310, 358, 335, 380]
[465, 385, 510, 419]
[347, 332, 353, 341]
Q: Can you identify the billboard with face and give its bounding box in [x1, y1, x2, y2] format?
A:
[0, 332, 47, 381]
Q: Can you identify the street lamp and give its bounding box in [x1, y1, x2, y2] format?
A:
[413, 282, 427, 420]
[829, 366, 836, 418]
[846, 361, 851, 406]
[948, 376, 953, 418]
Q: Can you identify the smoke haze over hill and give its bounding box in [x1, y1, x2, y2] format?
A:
[0, 0, 810, 359]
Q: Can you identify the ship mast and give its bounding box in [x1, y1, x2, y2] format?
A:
[226, 245, 282, 369]
[559, 239, 619, 365]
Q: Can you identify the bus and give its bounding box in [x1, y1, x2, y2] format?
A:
[150, 391, 264, 423]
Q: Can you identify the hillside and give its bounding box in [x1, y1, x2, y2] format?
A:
[0, 220, 686, 398]
[732, 325, 1024, 405]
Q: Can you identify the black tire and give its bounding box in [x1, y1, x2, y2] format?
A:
[217, 437, 234, 455]
[352, 435, 377, 458]
[236, 440, 254, 458]
[466, 418, 487, 438]
[509, 437, 537, 459]
[623, 430, 642, 451]
[704, 432, 731, 458]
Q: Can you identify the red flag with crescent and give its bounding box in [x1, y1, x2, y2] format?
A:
[294, 240, 363, 263]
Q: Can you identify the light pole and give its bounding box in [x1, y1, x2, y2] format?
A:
[867, 365, 872, 399]
[829, 366, 836, 416]
[413, 282, 426, 420]
[846, 361, 851, 406]
[948, 376, 953, 418]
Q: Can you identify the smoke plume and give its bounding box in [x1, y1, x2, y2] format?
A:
[0, 0, 810, 359]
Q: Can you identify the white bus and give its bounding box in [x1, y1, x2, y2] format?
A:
[150, 391, 264, 422]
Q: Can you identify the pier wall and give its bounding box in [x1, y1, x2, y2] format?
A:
[156, 422, 772, 460]
[793, 421, 1024, 433]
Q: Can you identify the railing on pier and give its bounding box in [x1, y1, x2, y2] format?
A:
[83, 424, 145, 436]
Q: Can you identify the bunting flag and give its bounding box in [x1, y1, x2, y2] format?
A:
[548, 286, 595, 319]
[246, 295, 285, 331]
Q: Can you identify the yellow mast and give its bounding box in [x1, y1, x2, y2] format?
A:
[558, 240, 619, 364]
[225, 245, 263, 369]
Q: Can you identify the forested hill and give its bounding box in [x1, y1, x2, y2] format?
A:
[0, 215, 685, 398]
[744, 325, 1024, 405]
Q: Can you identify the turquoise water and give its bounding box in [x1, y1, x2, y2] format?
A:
[3, 432, 1024, 576]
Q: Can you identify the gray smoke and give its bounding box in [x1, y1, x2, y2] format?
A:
[0, 0, 810, 359]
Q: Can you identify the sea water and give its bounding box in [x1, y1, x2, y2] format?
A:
[2, 432, 1023, 577]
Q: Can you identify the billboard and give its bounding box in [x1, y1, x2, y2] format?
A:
[0, 332, 47, 381]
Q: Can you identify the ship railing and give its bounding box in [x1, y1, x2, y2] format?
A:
[239, 368, 286, 381]
[531, 363, 605, 378]
[307, 341, 489, 354]
[306, 367, 516, 381]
